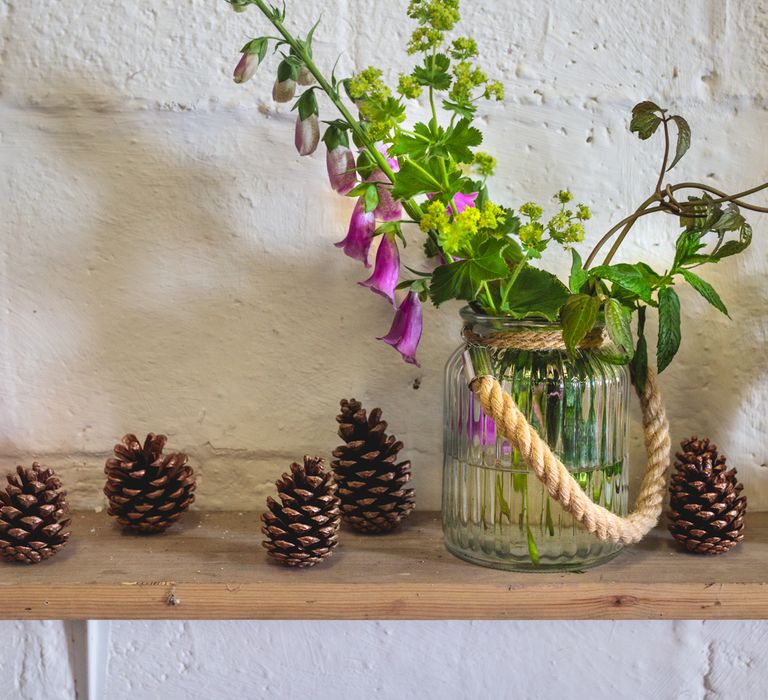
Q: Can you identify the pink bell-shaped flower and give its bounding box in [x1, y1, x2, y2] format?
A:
[378, 291, 423, 366]
[359, 234, 400, 306]
[335, 199, 375, 267]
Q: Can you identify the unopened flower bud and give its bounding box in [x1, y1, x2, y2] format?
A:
[273, 60, 299, 103]
[295, 113, 320, 156]
[233, 52, 259, 84]
[297, 66, 316, 86]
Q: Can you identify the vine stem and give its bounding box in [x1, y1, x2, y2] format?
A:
[250, 0, 423, 223]
[583, 196, 662, 268]
[670, 182, 768, 213]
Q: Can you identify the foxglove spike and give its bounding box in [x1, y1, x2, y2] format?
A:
[335, 199, 375, 267]
[326, 146, 357, 195]
[378, 291, 423, 366]
[359, 235, 400, 306]
[295, 114, 320, 156]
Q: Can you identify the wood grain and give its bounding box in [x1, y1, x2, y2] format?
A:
[0, 510, 765, 620]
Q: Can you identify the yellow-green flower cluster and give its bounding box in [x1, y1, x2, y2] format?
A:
[473, 152, 497, 177]
[349, 67, 391, 102]
[397, 74, 423, 99]
[450, 37, 478, 60]
[450, 61, 488, 103]
[517, 192, 592, 250]
[420, 199, 506, 256]
[406, 0, 460, 53]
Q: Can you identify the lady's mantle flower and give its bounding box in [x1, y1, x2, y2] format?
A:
[335, 199, 376, 267]
[359, 234, 400, 306]
[378, 291, 423, 366]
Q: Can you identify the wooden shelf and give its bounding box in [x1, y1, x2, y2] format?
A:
[1, 511, 765, 620]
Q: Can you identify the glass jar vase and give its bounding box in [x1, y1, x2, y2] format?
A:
[442, 308, 631, 571]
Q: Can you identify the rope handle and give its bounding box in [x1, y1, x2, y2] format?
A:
[470, 368, 672, 544]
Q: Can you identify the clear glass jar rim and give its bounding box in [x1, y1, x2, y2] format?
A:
[459, 306, 563, 329]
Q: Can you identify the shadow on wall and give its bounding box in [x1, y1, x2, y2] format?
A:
[3, 78, 438, 488]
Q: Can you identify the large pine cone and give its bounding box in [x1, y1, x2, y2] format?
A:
[104, 433, 196, 534]
[332, 399, 415, 534]
[668, 436, 746, 555]
[0, 464, 71, 564]
[262, 456, 341, 568]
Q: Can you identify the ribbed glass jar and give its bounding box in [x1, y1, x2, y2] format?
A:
[442, 308, 631, 571]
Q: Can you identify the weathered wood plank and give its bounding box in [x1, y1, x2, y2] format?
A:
[0, 511, 764, 620]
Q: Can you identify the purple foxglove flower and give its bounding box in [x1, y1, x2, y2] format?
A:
[326, 146, 357, 195]
[376, 143, 400, 172]
[367, 169, 402, 222]
[378, 291, 423, 366]
[295, 114, 320, 156]
[233, 52, 260, 84]
[359, 234, 400, 306]
[335, 198, 375, 267]
[273, 78, 297, 103]
[297, 66, 316, 86]
[453, 191, 479, 213]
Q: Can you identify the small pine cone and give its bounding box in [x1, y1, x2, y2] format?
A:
[262, 456, 341, 568]
[668, 436, 746, 555]
[0, 464, 71, 564]
[104, 433, 196, 534]
[332, 398, 415, 534]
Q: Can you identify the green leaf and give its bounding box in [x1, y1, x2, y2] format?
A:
[673, 229, 707, 268]
[657, 286, 681, 372]
[241, 37, 269, 64]
[391, 159, 443, 200]
[712, 203, 744, 233]
[631, 307, 648, 392]
[293, 88, 318, 121]
[679, 269, 729, 317]
[630, 101, 663, 140]
[590, 264, 654, 304]
[501, 267, 570, 321]
[363, 184, 379, 213]
[277, 58, 299, 83]
[501, 237, 523, 264]
[442, 119, 483, 164]
[715, 222, 752, 259]
[561, 294, 601, 355]
[569, 248, 588, 293]
[429, 238, 510, 306]
[389, 122, 433, 162]
[667, 115, 691, 170]
[496, 209, 521, 237]
[442, 99, 476, 119]
[604, 298, 634, 358]
[412, 53, 452, 90]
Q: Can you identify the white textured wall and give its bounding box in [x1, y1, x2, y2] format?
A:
[1, 0, 767, 698]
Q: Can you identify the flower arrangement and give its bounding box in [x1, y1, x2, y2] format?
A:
[226, 0, 766, 386]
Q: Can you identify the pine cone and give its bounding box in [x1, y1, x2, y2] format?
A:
[0, 464, 71, 564]
[104, 433, 196, 534]
[668, 436, 746, 555]
[332, 398, 415, 534]
[262, 456, 341, 568]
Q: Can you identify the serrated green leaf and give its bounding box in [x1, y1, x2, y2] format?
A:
[667, 115, 691, 170]
[630, 102, 663, 140]
[679, 269, 729, 316]
[391, 159, 443, 200]
[413, 53, 452, 90]
[569, 248, 588, 293]
[604, 298, 634, 358]
[590, 264, 654, 304]
[442, 99, 476, 119]
[389, 122, 434, 161]
[712, 203, 744, 233]
[657, 286, 681, 372]
[442, 119, 483, 163]
[561, 294, 601, 355]
[715, 221, 752, 259]
[429, 238, 510, 306]
[501, 266, 570, 321]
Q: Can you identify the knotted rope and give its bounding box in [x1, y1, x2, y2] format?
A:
[465, 327, 671, 544]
